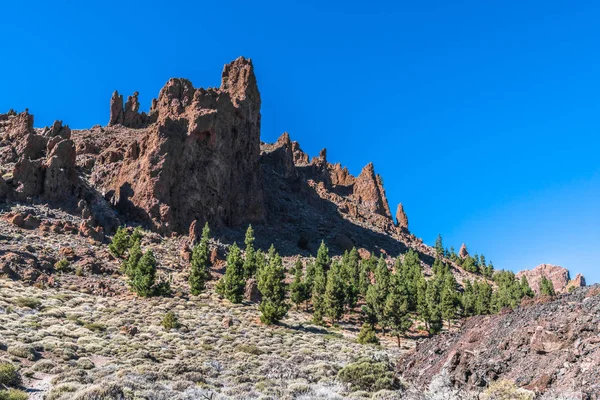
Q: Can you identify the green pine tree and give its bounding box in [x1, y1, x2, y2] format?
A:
[425, 275, 443, 334]
[358, 256, 375, 296]
[243, 225, 257, 279]
[461, 280, 476, 316]
[189, 222, 211, 295]
[129, 250, 157, 297]
[357, 322, 380, 345]
[324, 260, 346, 324]
[216, 243, 245, 303]
[540, 276, 556, 296]
[109, 226, 130, 258]
[257, 245, 289, 324]
[416, 274, 428, 325]
[341, 248, 360, 310]
[311, 266, 327, 325]
[290, 258, 308, 310]
[384, 273, 412, 346]
[315, 240, 331, 272]
[365, 256, 391, 333]
[434, 234, 444, 258]
[440, 272, 458, 328]
[121, 239, 142, 276]
[520, 275, 534, 298]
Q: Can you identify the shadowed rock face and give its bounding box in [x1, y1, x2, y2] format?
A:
[516, 264, 586, 295]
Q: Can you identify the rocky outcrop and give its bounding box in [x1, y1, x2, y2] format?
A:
[459, 243, 469, 259]
[399, 285, 600, 397]
[395, 203, 409, 231]
[516, 264, 585, 295]
[109, 91, 154, 128]
[92, 56, 265, 234]
[353, 163, 392, 219]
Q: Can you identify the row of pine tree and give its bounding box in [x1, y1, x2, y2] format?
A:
[110, 225, 556, 345]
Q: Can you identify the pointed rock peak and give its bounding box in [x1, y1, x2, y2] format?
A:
[319, 148, 327, 161]
[354, 162, 392, 219]
[109, 91, 124, 126]
[395, 203, 409, 230]
[277, 132, 291, 146]
[221, 56, 259, 105]
[358, 162, 376, 178]
[459, 243, 469, 258]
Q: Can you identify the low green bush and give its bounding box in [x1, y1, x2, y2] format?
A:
[337, 360, 398, 392]
[0, 363, 20, 386]
[162, 312, 180, 331]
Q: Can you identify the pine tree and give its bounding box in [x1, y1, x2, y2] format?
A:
[357, 322, 380, 345]
[129, 226, 144, 247]
[341, 247, 360, 310]
[416, 274, 428, 325]
[189, 222, 211, 295]
[384, 273, 412, 346]
[255, 249, 267, 279]
[109, 226, 130, 258]
[122, 239, 142, 276]
[315, 240, 331, 272]
[324, 260, 346, 324]
[129, 250, 157, 297]
[400, 249, 422, 311]
[520, 276, 534, 298]
[242, 225, 257, 279]
[257, 245, 289, 324]
[290, 258, 308, 310]
[425, 275, 443, 334]
[358, 256, 375, 296]
[434, 234, 444, 258]
[462, 256, 478, 274]
[365, 256, 391, 333]
[216, 243, 245, 303]
[461, 280, 476, 316]
[474, 280, 493, 314]
[311, 266, 327, 324]
[540, 276, 556, 296]
[304, 259, 317, 296]
[440, 272, 458, 328]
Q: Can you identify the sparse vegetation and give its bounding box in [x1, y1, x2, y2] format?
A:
[161, 311, 180, 330]
[15, 297, 41, 309]
[337, 360, 398, 392]
[54, 258, 70, 272]
[0, 363, 20, 387]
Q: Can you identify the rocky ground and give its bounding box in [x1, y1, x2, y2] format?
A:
[0, 277, 414, 399]
[400, 286, 600, 399]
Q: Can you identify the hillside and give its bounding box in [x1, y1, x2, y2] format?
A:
[0, 57, 592, 399]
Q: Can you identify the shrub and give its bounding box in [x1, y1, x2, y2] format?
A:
[357, 323, 380, 345]
[54, 258, 70, 272]
[482, 380, 534, 400]
[236, 344, 264, 355]
[162, 311, 180, 331]
[15, 297, 41, 309]
[0, 389, 28, 400]
[0, 363, 20, 386]
[83, 323, 106, 332]
[337, 360, 397, 392]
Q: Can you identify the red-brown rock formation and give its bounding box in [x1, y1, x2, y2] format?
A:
[395, 203, 409, 231]
[353, 163, 392, 219]
[93, 56, 265, 234]
[516, 264, 585, 295]
[459, 243, 469, 259]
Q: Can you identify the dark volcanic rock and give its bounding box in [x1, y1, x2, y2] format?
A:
[399, 286, 600, 397]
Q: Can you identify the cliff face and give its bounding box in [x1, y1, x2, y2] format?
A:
[80, 57, 265, 234]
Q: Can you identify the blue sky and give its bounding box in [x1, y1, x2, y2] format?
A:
[1, 1, 598, 283]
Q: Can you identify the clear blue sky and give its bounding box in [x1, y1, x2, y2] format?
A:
[1, 1, 598, 283]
